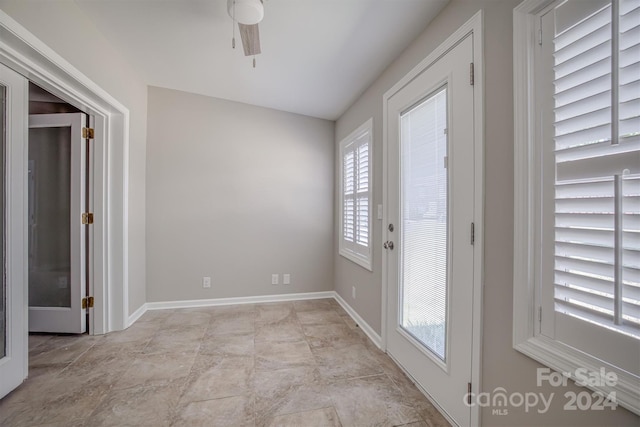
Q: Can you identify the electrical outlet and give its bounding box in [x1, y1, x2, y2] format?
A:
[271, 274, 279, 285]
[352, 286, 356, 299]
[202, 276, 211, 288]
[283, 274, 291, 285]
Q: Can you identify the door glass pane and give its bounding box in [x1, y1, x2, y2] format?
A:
[28, 126, 71, 308]
[400, 87, 448, 361]
[1, 84, 6, 358]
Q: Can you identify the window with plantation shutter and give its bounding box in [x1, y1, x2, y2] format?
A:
[339, 119, 372, 270]
[552, 0, 640, 340]
[514, 0, 640, 414]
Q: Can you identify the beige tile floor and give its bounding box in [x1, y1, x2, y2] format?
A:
[0, 298, 451, 427]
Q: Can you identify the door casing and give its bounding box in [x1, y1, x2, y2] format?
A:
[0, 9, 131, 334]
[381, 11, 484, 427]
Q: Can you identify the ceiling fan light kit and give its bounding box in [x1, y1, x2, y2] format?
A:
[228, 0, 264, 67]
[227, 0, 264, 25]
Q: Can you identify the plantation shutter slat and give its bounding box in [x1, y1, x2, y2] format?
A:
[555, 40, 612, 80]
[555, 194, 613, 212]
[554, 90, 610, 123]
[553, 0, 640, 336]
[554, 107, 610, 136]
[554, 5, 611, 50]
[556, 284, 615, 313]
[556, 213, 613, 227]
[555, 73, 611, 107]
[555, 227, 640, 247]
[556, 241, 612, 259]
[554, 123, 611, 149]
[555, 299, 615, 325]
[556, 256, 614, 281]
[554, 22, 611, 65]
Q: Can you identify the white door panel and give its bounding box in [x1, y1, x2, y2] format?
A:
[385, 35, 475, 426]
[28, 113, 87, 334]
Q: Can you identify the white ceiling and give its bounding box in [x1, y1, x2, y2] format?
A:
[75, 0, 448, 120]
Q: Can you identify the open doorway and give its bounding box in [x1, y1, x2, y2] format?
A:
[1, 12, 131, 398]
[27, 83, 92, 334]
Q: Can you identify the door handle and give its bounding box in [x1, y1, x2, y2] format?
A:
[383, 241, 394, 250]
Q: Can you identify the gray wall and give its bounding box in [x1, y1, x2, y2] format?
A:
[0, 0, 148, 316]
[146, 87, 334, 302]
[334, 0, 639, 425]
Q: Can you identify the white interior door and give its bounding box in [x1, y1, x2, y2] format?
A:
[385, 35, 475, 426]
[28, 113, 87, 333]
[0, 63, 29, 399]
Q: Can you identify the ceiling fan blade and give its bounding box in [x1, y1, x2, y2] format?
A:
[238, 23, 261, 56]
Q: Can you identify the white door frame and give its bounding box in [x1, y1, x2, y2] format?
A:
[381, 11, 484, 427]
[1, 61, 28, 399]
[0, 10, 131, 334]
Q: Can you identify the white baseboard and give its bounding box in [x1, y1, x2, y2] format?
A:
[333, 292, 383, 349]
[127, 303, 148, 327]
[144, 291, 335, 311]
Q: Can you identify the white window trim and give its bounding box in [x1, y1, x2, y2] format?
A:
[339, 118, 373, 271]
[513, 0, 640, 415]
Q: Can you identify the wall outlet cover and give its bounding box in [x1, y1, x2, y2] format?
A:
[203, 276, 212, 288]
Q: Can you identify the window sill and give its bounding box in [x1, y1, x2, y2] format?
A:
[514, 334, 640, 415]
[339, 249, 372, 272]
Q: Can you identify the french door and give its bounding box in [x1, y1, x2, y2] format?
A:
[28, 113, 87, 333]
[385, 35, 476, 426]
[0, 62, 28, 399]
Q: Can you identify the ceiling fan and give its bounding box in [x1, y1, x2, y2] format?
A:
[227, 0, 264, 65]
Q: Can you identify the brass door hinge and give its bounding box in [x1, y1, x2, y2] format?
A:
[82, 127, 94, 139]
[469, 62, 474, 86]
[82, 297, 95, 309]
[82, 212, 94, 225]
[471, 222, 475, 245]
